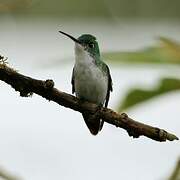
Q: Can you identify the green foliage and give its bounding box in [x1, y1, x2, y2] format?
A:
[169, 159, 180, 180]
[1, 0, 180, 18]
[118, 78, 180, 111]
[103, 37, 180, 111]
[103, 37, 180, 64]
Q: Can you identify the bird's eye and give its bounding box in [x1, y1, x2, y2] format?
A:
[89, 43, 94, 48]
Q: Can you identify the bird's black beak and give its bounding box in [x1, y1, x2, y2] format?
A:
[59, 31, 81, 44]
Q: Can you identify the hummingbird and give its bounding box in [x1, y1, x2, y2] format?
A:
[59, 31, 113, 135]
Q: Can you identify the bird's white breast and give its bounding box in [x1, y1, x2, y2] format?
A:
[74, 45, 108, 105]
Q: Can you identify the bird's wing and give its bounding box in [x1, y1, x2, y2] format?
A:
[71, 67, 75, 94]
[104, 64, 113, 107]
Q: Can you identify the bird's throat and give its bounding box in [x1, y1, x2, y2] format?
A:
[75, 43, 95, 65]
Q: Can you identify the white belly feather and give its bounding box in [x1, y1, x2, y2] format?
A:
[74, 49, 108, 105]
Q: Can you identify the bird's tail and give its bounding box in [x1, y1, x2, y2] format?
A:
[82, 112, 104, 135]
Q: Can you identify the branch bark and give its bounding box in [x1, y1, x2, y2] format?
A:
[0, 57, 179, 142]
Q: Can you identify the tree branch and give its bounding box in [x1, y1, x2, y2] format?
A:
[0, 56, 179, 142]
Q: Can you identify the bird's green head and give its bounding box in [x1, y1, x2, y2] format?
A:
[77, 34, 100, 58]
[59, 31, 100, 58]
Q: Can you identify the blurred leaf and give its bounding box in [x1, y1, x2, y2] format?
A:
[0, 166, 21, 180]
[159, 37, 180, 62]
[118, 78, 180, 111]
[103, 37, 180, 65]
[0, 0, 31, 12]
[169, 158, 180, 180]
[0, 0, 111, 17]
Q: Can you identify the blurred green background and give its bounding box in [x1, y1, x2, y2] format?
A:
[1, 0, 180, 18]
